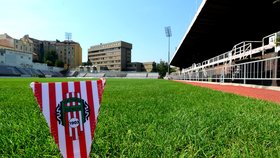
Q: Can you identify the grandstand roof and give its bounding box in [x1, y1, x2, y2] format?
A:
[171, 0, 280, 68]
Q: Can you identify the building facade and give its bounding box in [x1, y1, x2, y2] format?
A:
[0, 34, 34, 67]
[0, 48, 33, 67]
[128, 62, 156, 72]
[0, 33, 83, 69]
[56, 40, 82, 68]
[15, 37, 34, 55]
[142, 62, 156, 72]
[0, 33, 14, 49]
[88, 41, 132, 71]
[20, 35, 44, 62]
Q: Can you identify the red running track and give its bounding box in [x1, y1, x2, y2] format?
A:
[176, 80, 280, 104]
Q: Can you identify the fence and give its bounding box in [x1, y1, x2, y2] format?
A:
[183, 56, 280, 85]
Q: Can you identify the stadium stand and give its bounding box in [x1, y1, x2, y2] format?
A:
[64, 70, 160, 79]
[71, 71, 160, 79]
[40, 70, 54, 76]
[0, 64, 162, 79]
[180, 31, 280, 85]
[77, 72, 87, 77]
[0, 65, 63, 77]
[39, 70, 63, 77]
[147, 73, 159, 79]
[53, 72, 63, 77]
[85, 73, 105, 78]
[126, 73, 147, 78]
[167, 72, 183, 80]
[104, 71, 127, 77]
[32, 69, 44, 76]
[66, 70, 79, 77]
[15, 67, 31, 76]
[0, 65, 21, 76]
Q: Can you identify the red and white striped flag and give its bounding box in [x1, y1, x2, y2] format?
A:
[30, 79, 106, 158]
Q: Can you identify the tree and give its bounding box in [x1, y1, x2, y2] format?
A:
[82, 59, 93, 66]
[156, 60, 176, 79]
[87, 59, 93, 66]
[45, 60, 54, 66]
[55, 60, 64, 67]
[81, 62, 87, 66]
[156, 60, 168, 79]
[44, 50, 58, 66]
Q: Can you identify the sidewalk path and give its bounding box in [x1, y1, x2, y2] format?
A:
[175, 80, 280, 104]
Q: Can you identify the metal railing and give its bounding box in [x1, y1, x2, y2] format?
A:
[182, 31, 280, 73]
[183, 56, 280, 84]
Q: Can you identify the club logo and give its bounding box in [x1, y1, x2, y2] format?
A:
[56, 92, 90, 139]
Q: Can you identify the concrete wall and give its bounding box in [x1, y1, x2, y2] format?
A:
[0, 49, 63, 72]
[1, 49, 33, 67]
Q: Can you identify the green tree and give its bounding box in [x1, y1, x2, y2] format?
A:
[156, 60, 168, 78]
[82, 59, 93, 66]
[156, 60, 176, 78]
[81, 62, 87, 66]
[87, 59, 92, 66]
[45, 60, 53, 66]
[44, 50, 58, 66]
[55, 60, 64, 67]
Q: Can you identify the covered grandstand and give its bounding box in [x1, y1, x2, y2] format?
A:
[171, 0, 280, 86]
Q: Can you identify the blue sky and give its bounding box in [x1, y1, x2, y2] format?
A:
[0, 0, 202, 63]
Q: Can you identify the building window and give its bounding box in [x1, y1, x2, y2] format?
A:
[0, 53, 3, 56]
[29, 57, 31, 60]
[15, 45, 18, 49]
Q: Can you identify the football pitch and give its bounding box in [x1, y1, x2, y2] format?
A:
[1, 78, 280, 157]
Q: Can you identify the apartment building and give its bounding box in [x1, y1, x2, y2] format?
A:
[0, 33, 34, 63]
[15, 37, 34, 54]
[0, 33, 83, 69]
[20, 35, 44, 62]
[56, 40, 82, 68]
[0, 34, 38, 61]
[142, 62, 156, 72]
[0, 33, 14, 49]
[128, 62, 156, 72]
[88, 41, 132, 71]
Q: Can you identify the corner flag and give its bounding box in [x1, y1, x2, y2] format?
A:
[30, 79, 106, 158]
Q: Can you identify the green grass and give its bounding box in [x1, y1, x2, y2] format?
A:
[1, 78, 280, 157]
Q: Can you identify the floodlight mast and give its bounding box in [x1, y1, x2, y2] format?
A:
[165, 26, 172, 75]
[65, 32, 72, 41]
[65, 32, 72, 68]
